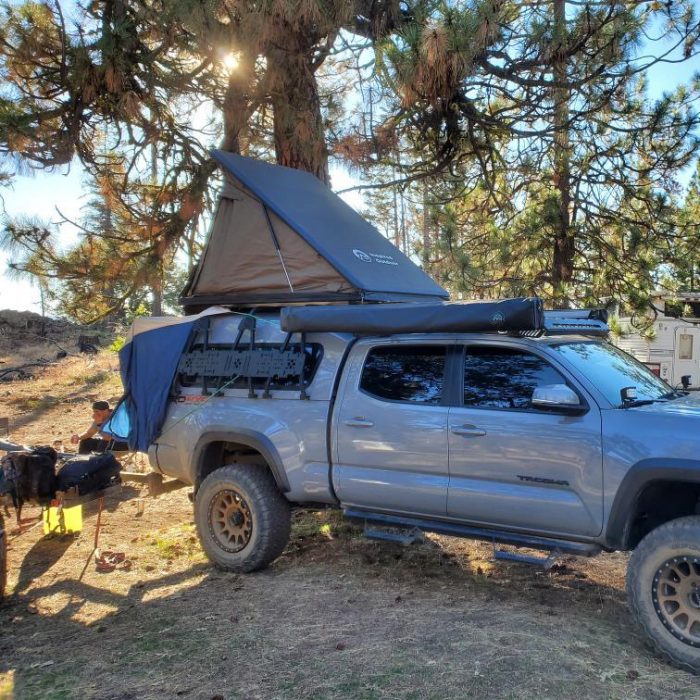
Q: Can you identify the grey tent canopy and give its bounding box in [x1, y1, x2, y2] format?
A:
[181, 151, 449, 310]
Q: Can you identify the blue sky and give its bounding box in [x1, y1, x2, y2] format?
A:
[2, 11, 700, 315]
[1, 164, 84, 312]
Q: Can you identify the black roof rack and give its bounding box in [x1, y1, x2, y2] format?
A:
[517, 308, 609, 338]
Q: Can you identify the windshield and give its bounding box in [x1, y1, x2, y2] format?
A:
[551, 341, 674, 407]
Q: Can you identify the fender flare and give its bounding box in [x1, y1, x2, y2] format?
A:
[605, 458, 700, 550]
[192, 430, 291, 493]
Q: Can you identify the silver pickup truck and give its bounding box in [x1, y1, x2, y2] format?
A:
[148, 309, 700, 673]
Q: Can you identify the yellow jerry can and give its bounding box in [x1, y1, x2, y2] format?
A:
[43, 501, 83, 535]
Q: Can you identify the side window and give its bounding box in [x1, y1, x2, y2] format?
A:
[360, 345, 446, 404]
[679, 334, 694, 360]
[463, 346, 566, 410]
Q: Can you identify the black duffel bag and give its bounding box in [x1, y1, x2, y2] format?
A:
[57, 453, 121, 495]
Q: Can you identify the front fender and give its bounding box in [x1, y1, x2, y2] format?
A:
[605, 458, 700, 550]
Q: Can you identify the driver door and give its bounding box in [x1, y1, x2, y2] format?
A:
[447, 343, 604, 537]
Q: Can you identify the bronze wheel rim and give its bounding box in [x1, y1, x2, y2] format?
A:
[652, 555, 700, 647]
[208, 489, 253, 553]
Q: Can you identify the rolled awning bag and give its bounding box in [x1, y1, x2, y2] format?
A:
[281, 297, 544, 335]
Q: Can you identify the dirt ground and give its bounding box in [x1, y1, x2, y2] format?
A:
[0, 309, 107, 371]
[1, 351, 699, 699]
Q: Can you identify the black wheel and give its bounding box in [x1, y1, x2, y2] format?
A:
[195, 464, 291, 573]
[627, 516, 700, 673]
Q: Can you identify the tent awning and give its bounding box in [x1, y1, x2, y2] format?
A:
[281, 298, 545, 335]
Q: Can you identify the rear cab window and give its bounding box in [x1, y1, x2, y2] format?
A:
[360, 345, 447, 404]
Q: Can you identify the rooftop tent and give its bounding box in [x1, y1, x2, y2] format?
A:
[180, 151, 449, 310]
[104, 307, 230, 452]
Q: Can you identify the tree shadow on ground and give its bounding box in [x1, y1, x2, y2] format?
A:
[0, 513, 688, 700]
[14, 535, 76, 594]
[7, 486, 141, 594]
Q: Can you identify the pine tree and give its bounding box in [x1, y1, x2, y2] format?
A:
[345, 1, 700, 310]
[676, 165, 700, 293]
[0, 0, 412, 314]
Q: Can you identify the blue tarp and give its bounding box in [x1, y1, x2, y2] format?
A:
[106, 320, 198, 453]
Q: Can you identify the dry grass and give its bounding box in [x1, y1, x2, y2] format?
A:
[1, 353, 698, 699]
[1, 352, 122, 446]
[0, 310, 103, 368]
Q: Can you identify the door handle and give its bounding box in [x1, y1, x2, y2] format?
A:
[345, 417, 375, 428]
[451, 424, 487, 437]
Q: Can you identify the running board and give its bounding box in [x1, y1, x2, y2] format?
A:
[364, 525, 424, 546]
[493, 548, 560, 570]
[343, 508, 601, 557]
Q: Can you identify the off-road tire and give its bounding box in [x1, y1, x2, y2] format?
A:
[195, 464, 291, 573]
[627, 515, 700, 673]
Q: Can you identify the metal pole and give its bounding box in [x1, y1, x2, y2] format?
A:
[263, 206, 294, 293]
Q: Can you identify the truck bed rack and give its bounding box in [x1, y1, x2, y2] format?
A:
[176, 315, 314, 399]
[174, 302, 610, 400]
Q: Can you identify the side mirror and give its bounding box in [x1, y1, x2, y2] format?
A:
[532, 384, 585, 414]
[620, 386, 638, 404]
[681, 375, 692, 390]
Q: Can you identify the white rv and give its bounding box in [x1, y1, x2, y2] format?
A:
[615, 292, 700, 389]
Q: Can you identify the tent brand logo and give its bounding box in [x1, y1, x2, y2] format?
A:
[352, 249, 400, 266]
[492, 312, 505, 325]
[353, 249, 372, 263]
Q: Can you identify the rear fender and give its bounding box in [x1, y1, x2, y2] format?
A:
[192, 430, 291, 493]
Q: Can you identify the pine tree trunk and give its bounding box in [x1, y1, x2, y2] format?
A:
[400, 192, 407, 253]
[151, 274, 163, 316]
[150, 144, 163, 317]
[151, 289, 162, 316]
[551, 0, 574, 308]
[221, 53, 255, 154]
[422, 180, 432, 268]
[268, 42, 329, 184]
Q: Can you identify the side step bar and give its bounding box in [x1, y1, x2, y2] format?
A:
[344, 508, 601, 558]
[364, 526, 424, 546]
[493, 548, 560, 570]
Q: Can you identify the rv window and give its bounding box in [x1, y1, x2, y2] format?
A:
[665, 301, 700, 318]
[679, 334, 694, 360]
